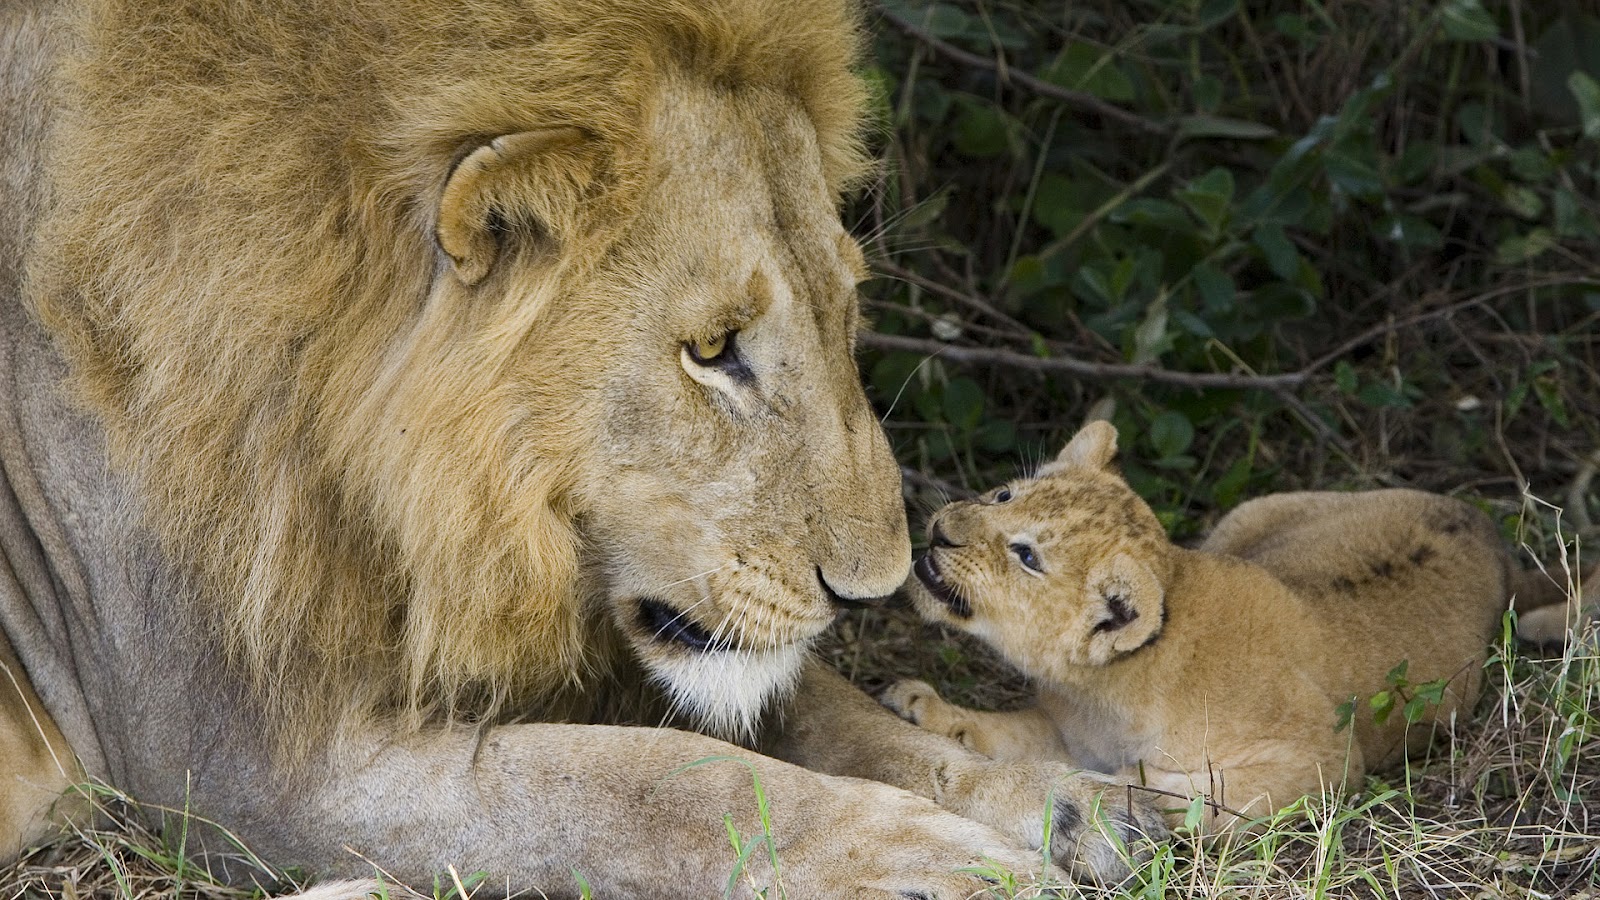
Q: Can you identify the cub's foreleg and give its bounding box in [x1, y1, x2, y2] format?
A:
[775, 662, 1167, 884]
[880, 678, 1070, 763]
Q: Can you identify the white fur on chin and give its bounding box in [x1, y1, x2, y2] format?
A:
[647, 642, 807, 744]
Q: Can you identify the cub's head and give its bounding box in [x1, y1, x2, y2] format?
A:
[908, 422, 1171, 680]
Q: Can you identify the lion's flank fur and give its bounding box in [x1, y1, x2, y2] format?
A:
[28, 0, 870, 752]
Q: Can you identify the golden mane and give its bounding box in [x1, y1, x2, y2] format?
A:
[29, 0, 870, 742]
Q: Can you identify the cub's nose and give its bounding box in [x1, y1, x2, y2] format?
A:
[817, 567, 893, 609]
[928, 519, 956, 549]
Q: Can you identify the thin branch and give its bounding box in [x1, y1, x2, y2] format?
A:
[872, 260, 1031, 334]
[860, 332, 1307, 391]
[1301, 277, 1600, 376]
[876, 8, 1170, 135]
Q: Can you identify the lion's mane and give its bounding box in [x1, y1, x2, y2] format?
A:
[29, 0, 870, 744]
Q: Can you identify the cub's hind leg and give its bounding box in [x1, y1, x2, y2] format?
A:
[881, 679, 1070, 763]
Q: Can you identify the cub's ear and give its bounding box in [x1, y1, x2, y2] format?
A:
[1081, 551, 1165, 663]
[1044, 420, 1119, 474]
[436, 127, 591, 286]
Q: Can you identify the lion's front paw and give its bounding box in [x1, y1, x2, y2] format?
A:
[777, 775, 1060, 899]
[940, 760, 1168, 885]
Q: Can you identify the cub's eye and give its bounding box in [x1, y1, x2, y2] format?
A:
[1009, 542, 1042, 573]
[993, 488, 1013, 503]
[687, 331, 732, 364]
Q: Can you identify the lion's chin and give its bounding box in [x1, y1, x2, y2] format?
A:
[644, 642, 808, 745]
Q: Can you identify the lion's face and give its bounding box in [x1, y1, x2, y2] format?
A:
[535, 80, 910, 737]
[907, 424, 1167, 681]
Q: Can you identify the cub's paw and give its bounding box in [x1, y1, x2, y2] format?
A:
[941, 760, 1168, 885]
[880, 679, 980, 750]
[880, 679, 941, 724]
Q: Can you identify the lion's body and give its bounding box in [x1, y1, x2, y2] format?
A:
[1, 1, 1161, 892]
[888, 423, 1521, 831]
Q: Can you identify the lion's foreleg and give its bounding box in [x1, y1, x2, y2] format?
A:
[249, 720, 1044, 900]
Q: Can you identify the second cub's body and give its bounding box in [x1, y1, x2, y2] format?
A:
[887, 422, 1535, 831]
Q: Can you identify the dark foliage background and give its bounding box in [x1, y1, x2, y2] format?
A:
[851, 0, 1600, 550]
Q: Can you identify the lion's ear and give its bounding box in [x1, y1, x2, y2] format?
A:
[436, 127, 591, 286]
[1045, 420, 1118, 474]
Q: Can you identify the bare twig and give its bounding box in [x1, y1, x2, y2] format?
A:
[876, 8, 1170, 135]
[1301, 278, 1600, 376]
[860, 331, 1307, 391]
[872, 260, 1031, 334]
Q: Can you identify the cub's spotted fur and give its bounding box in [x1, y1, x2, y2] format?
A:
[886, 421, 1561, 832]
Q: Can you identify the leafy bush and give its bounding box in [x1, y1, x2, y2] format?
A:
[856, 0, 1600, 541]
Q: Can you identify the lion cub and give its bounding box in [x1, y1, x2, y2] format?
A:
[885, 421, 1522, 832]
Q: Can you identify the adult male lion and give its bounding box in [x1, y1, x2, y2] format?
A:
[0, 0, 1161, 895]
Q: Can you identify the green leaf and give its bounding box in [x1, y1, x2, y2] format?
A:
[1111, 198, 1194, 232]
[1176, 167, 1235, 235]
[1441, 0, 1498, 42]
[1335, 697, 1356, 733]
[1191, 262, 1235, 314]
[1044, 43, 1137, 102]
[870, 352, 925, 406]
[942, 377, 985, 432]
[1176, 115, 1277, 140]
[975, 419, 1017, 453]
[1569, 71, 1600, 138]
[1386, 660, 1410, 684]
[1395, 141, 1438, 183]
[1148, 411, 1195, 460]
[1358, 380, 1413, 409]
[1534, 370, 1571, 427]
[1323, 145, 1385, 199]
[952, 100, 1010, 157]
[1252, 224, 1301, 281]
[1212, 456, 1251, 508]
[1555, 189, 1600, 239]
[908, 3, 974, 40]
[1248, 282, 1317, 321]
[1273, 13, 1317, 48]
[1197, 0, 1238, 27]
[1334, 361, 1358, 394]
[1378, 215, 1443, 249]
[1501, 185, 1545, 220]
[1131, 293, 1170, 365]
[900, 187, 951, 231]
[1370, 690, 1396, 726]
[1182, 794, 1207, 833]
[1403, 695, 1430, 724]
[1193, 76, 1223, 113]
[1494, 229, 1556, 266]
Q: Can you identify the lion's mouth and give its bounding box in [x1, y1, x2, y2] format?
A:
[637, 597, 729, 653]
[914, 553, 971, 619]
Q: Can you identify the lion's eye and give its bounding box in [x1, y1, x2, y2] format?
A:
[1009, 542, 1042, 573]
[994, 489, 1013, 503]
[687, 331, 732, 364]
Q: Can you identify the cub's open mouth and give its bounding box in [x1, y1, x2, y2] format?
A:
[913, 553, 971, 619]
[637, 597, 728, 652]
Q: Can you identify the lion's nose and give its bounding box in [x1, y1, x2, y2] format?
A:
[817, 567, 893, 609]
[928, 519, 956, 549]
